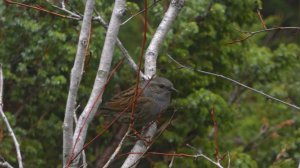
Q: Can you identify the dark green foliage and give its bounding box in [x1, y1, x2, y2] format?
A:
[1, 0, 300, 167]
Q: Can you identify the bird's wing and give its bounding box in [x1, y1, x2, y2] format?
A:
[110, 97, 159, 124]
[101, 85, 140, 111]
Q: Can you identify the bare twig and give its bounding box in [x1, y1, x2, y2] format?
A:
[168, 152, 175, 168]
[73, 108, 87, 168]
[167, 54, 300, 110]
[0, 65, 23, 168]
[93, 11, 146, 79]
[227, 152, 231, 168]
[121, 0, 162, 25]
[96, 123, 128, 167]
[155, 109, 177, 140]
[4, 0, 79, 20]
[243, 119, 294, 152]
[186, 144, 223, 168]
[229, 27, 300, 44]
[124, 109, 177, 168]
[256, 9, 266, 29]
[121, 150, 225, 168]
[51, 4, 82, 19]
[121, 123, 157, 168]
[0, 159, 14, 168]
[195, 153, 223, 168]
[103, 127, 130, 168]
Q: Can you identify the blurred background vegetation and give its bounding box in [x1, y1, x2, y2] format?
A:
[1, 0, 300, 167]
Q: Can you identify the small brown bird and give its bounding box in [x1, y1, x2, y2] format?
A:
[99, 77, 176, 126]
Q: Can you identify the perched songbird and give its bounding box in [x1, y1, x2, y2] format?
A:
[99, 77, 176, 126]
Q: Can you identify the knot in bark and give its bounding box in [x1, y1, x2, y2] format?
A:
[147, 51, 156, 58]
[81, 38, 88, 47]
[117, 8, 127, 18]
[171, 0, 185, 9]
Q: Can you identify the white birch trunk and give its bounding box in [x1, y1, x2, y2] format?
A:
[69, 0, 126, 167]
[63, 0, 95, 165]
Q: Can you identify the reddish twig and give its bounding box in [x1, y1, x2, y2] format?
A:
[119, 151, 224, 168]
[4, 0, 79, 20]
[256, 9, 266, 29]
[244, 118, 295, 152]
[118, 110, 177, 167]
[129, 0, 149, 136]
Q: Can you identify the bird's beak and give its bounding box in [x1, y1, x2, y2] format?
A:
[170, 87, 178, 93]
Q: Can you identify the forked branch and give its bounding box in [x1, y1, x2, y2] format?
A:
[0, 65, 23, 168]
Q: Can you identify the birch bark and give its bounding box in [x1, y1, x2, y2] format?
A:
[63, 0, 95, 165]
[69, 0, 126, 167]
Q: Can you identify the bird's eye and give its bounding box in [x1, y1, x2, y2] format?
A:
[158, 84, 164, 88]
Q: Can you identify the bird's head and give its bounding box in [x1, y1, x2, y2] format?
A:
[142, 77, 177, 99]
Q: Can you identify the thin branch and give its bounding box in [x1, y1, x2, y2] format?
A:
[195, 153, 223, 168]
[229, 26, 300, 44]
[243, 119, 294, 152]
[122, 109, 176, 168]
[168, 152, 175, 168]
[0, 65, 23, 168]
[93, 11, 146, 79]
[121, 0, 162, 25]
[96, 123, 128, 167]
[73, 107, 87, 168]
[167, 54, 300, 110]
[256, 9, 266, 29]
[121, 123, 157, 168]
[128, 0, 149, 144]
[0, 160, 14, 168]
[155, 109, 177, 140]
[121, 150, 224, 168]
[227, 152, 231, 168]
[103, 127, 130, 168]
[51, 4, 82, 19]
[4, 0, 79, 20]
[186, 144, 223, 168]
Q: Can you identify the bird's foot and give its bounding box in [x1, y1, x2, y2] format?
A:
[131, 128, 152, 146]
